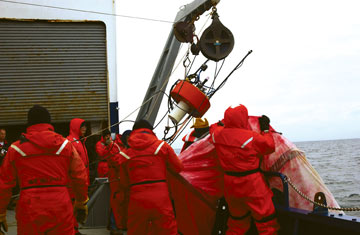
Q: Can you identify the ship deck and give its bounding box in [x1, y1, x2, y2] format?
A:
[6, 210, 111, 235]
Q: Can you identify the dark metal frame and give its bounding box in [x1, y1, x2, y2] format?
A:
[136, 0, 219, 125]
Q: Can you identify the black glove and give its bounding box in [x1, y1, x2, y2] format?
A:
[74, 198, 89, 224]
[105, 138, 112, 146]
[75, 207, 88, 224]
[258, 115, 270, 132]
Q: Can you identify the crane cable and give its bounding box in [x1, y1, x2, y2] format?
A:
[73, 88, 167, 145]
[0, 0, 173, 24]
[0, 1, 214, 145]
[66, 14, 212, 145]
[148, 14, 212, 133]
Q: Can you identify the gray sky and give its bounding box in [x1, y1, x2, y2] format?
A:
[116, 0, 360, 148]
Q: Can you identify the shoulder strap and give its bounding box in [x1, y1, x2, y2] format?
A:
[241, 137, 253, 149]
[55, 139, 69, 155]
[11, 139, 70, 157]
[211, 133, 216, 143]
[113, 142, 121, 152]
[124, 141, 166, 159]
[154, 141, 165, 155]
[119, 150, 130, 160]
[10, 144, 27, 157]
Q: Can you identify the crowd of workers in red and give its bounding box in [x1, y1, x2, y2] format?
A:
[0, 104, 280, 235]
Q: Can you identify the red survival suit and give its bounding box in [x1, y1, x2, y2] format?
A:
[67, 118, 89, 181]
[181, 118, 209, 153]
[115, 134, 125, 148]
[95, 137, 110, 177]
[124, 128, 183, 235]
[210, 105, 279, 235]
[180, 130, 197, 153]
[98, 139, 129, 230]
[0, 139, 9, 166]
[0, 123, 88, 235]
[67, 118, 90, 233]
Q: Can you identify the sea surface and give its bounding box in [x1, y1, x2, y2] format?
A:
[295, 138, 360, 217]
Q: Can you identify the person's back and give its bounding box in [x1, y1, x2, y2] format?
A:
[211, 105, 279, 235]
[0, 105, 88, 235]
[124, 120, 183, 235]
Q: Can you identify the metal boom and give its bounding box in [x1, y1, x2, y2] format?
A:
[135, 0, 219, 125]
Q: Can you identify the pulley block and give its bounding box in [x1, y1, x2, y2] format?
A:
[191, 42, 200, 55]
[199, 12, 234, 61]
[174, 21, 195, 43]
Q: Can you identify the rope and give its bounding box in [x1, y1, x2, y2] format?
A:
[284, 175, 360, 212]
[0, 0, 173, 24]
[74, 89, 163, 144]
[169, 115, 192, 142]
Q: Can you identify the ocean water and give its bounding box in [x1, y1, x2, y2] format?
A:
[295, 138, 360, 217]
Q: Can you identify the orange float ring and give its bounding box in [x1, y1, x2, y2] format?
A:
[170, 80, 210, 117]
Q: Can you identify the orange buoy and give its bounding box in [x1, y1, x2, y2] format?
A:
[169, 80, 210, 124]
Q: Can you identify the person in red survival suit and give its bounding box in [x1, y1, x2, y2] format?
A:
[67, 118, 90, 235]
[97, 129, 132, 234]
[114, 133, 124, 150]
[210, 105, 280, 235]
[0, 105, 89, 235]
[180, 117, 210, 152]
[95, 129, 112, 177]
[0, 128, 10, 166]
[123, 119, 183, 235]
[114, 130, 132, 150]
[119, 130, 132, 149]
[67, 118, 89, 181]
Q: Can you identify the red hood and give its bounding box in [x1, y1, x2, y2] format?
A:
[69, 118, 85, 139]
[23, 123, 65, 150]
[223, 105, 250, 130]
[127, 128, 158, 150]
